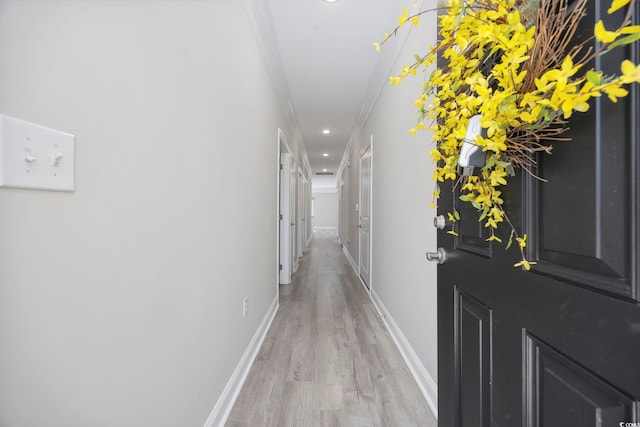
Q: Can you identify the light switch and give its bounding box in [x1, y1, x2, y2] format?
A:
[0, 115, 75, 191]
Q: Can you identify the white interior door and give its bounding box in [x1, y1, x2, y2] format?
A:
[359, 141, 372, 289]
[290, 160, 298, 273]
[297, 169, 305, 260]
[312, 197, 315, 231]
[304, 177, 311, 245]
[279, 152, 292, 284]
[338, 182, 344, 244]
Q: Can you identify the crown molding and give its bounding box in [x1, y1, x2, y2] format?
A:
[242, 0, 314, 179]
[335, 0, 424, 180]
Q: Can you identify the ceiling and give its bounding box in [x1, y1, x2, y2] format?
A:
[261, 0, 410, 185]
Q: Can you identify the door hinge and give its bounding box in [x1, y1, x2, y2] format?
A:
[279, 264, 283, 271]
[280, 214, 283, 220]
[280, 164, 283, 170]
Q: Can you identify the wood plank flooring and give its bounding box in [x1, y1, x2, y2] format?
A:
[226, 231, 437, 427]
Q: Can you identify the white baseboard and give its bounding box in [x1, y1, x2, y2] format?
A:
[339, 246, 436, 416]
[342, 246, 358, 274]
[341, 245, 371, 294]
[313, 226, 337, 230]
[203, 296, 279, 427]
[371, 290, 438, 420]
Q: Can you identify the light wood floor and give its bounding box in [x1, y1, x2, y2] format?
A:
[226, 231, 437, 427]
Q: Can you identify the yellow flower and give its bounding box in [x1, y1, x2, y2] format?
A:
[444, 168, 457, 180]
[515, 234, 527, 249]
[485, 217, 499, 228]
[481, 134, 508, 154]
[506, 9, 522, 26]
[486, 234, 502, 243]
[544, 56, 581, 86]
[594, 20, 618, 43]
[489, 168, 508, 186]
[489, 208, 504, 226]
[535, 75, 554, 92]
[603, 84, 628, 102]
[373, 42, 381, 53]
[514, 259, 537, 270]
[401, 66, 417, 77]
[491, 190, 503, 205]
[621, 25, 640, 35]
[398, 8, 408, 26]
[377, 0, 640, 267]
[561, 92, 591, 118]
[621, 60, 640, 84]
[608, 0, 631, 14]
[520, 104, 544, 123]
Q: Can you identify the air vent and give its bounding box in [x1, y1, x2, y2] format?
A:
[315, 172, 334, 176]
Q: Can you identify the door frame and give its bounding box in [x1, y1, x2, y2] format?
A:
[358, 137, 373, 291]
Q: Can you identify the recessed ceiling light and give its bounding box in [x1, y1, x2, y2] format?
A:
[322, 129, 331, 135]
[322, 153, 329, 157]
[323, 0, 339, 3]
[323, 168, 328, 172]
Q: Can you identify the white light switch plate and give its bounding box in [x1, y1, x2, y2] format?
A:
[0, 115, 75, 191]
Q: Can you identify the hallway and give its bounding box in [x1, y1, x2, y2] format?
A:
[226, 231, 437, 426]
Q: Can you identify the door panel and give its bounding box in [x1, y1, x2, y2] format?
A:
[456, 289, 492, 427]
[524, 334, 636, 427]
[528, 62, 637, 298]
[437, 1, 640, 425]
[456, 194, 491, 257]
[526, 6, 637, 298]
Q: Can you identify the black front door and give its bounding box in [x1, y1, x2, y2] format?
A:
[437, 1, 640, 426]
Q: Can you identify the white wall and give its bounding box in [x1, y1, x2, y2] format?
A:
[312, 192, 338, 230]
[0, 2, 303, 426]
[338, 7, 439, 410]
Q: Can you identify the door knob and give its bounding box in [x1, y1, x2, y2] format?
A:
[426, 247, 447, 264]
[433, 215, 446, 230]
